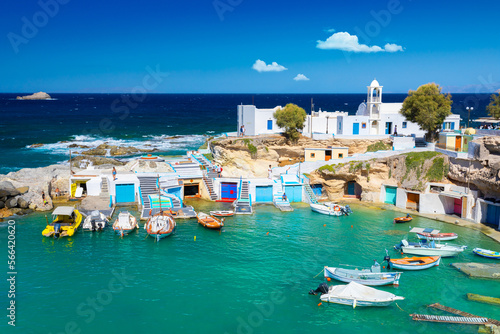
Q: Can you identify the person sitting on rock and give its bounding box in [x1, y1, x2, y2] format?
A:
[42, 191, 48, 205]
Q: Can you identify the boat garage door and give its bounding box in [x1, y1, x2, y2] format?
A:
[385, 186, 397, 205]
[486, 204, 500, 227]
[115, 184, 135, 203]
[284, 185, 302, 202]
[347, 182, 356, 196]
[454, 198, 462, 216]
[221, 182, 237, 201]
[255, 185, 273, 202]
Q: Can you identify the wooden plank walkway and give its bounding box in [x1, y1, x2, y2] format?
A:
[410, 314, 489, 325]
[428, 303, 500, 326]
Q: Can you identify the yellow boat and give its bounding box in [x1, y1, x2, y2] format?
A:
[42, 206, 82, 238]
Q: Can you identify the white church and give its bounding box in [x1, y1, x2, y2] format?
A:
[237, 80, 460, 139]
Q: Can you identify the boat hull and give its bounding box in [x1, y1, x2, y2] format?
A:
[416, 233, 458, 241]
[473, 248, 500, 259]
[389, 256, 441, 270]
[113, 227, 136, 236]
[209, 211, 234, 217]
[324, 267, 402, 286]
[401, 246, 464, 257]
[394, 217, 412, 223]
[320, 296, 397, 307]
[310, 204, 343, 216]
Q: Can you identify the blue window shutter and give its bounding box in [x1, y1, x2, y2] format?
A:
[451, 122, 455, 130]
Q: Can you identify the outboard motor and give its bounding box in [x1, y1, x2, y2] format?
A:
[345, 205, 352, 214]
[54, 223, 61, 238]
[383, 255, 391, 269]
[371, 260, 381, 273]
[97, 222, 104, 231]
[91, 219, 97, 232]
[394, 241, 403, 251]
[309, 282, 329, 296]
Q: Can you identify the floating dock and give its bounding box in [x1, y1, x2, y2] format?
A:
[451, 263, 500, 279]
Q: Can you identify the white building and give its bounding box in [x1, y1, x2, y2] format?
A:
[237, 79, 461, 139]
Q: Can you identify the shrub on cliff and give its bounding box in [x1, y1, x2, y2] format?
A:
[273, 103, 306, 143]
[486, 92, 500, 119]
[400, 83, 452, 141]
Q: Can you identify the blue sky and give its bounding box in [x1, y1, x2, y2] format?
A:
[1, 0, 499, 93]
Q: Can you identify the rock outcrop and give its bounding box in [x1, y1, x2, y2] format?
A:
[210, 135, 392, 178]
[306, 152, 449, 202]
[16, 92, 51, 100]
[448, 136, 500, 198]
[80, 143, 156, 156]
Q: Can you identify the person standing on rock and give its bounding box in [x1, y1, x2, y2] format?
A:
[268, 165, 272, 179]
[112, 167, 117, 181]
[42, 191, 48, 205]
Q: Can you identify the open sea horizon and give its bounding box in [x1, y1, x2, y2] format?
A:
[0, 93, 493, 174]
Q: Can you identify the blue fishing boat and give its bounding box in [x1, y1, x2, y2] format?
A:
[324, 261, 402, 286]
[472, 248, 500, 259]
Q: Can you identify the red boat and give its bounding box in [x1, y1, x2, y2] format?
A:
[416, 232, 458, 241]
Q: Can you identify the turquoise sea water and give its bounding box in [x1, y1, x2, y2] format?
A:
[1, 202, 499, 334]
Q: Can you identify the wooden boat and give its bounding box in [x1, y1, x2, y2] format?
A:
[472, 248, 500, 259]
[386, 255, 441, 270]
[394, 215, 412, 223]
[112, 211, 138, 237]
[416, 232, 458, 241]
[395, 239, 467, 257]
[310, 203, 352, 216]
[42, 206, 82, 238]
[324, 261, 402, 286]
[313, 282, 404, 308]
[82, 210, 109, 231]
[197, 212, 224, 229]
[144, 211, 176, 241]
[209, 210, 234, 217]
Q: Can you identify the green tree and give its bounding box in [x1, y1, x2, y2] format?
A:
[273, 103, 306, 142]
[486, 92, 500, 119]
[400, 83, 452, 141]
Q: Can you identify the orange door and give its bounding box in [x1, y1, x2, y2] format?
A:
[455, 136, 461, 151]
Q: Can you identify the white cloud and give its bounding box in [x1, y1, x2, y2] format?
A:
[252, 59, 288, 72]
[326, 28, 336, 33]
[316, 32, 403, 53]
[384, 43, 403, 52]
[293, 74, 310, 81]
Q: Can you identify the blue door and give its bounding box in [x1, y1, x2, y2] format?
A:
[347, 182, 356, 195]
[267, 120, 273, 130]
[255, 186, 273, 202]
[385, 122, 392, 134]
[486, 204, 500, 227]
[385, 186, 397, 205]
[353, 123, 359, 135]
[115, 184, 135, 203]
[284, 185, 302, 202]
[221, 182, 237, 200]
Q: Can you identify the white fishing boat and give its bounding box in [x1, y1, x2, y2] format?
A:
[82, 210, 109, 231]
[310, 203, 352, 216]
[394, 239, 467, 257]
[324, 261, 402, 286]
[113, 211, 139, 237]
[410, 227, 458, 241]
[312, 282, 404, 308]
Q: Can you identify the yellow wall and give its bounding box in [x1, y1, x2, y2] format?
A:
[304, 148, 348, 162]
[446, 136, 455, 150]
[305, 150, 326, 162]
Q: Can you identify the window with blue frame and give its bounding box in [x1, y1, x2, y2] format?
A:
[402, 122, 407, 128]
[267, 119, 273, 130]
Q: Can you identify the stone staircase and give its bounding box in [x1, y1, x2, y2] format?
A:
[202, 172, 218, 201]
[99, 177, 110, 201]
[138, 176, 158, 217]
[303, 184, 319, 204]
[273, 190, 293, 212]
[234, 180, 252, 214]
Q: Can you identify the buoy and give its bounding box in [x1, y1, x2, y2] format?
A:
[383, 266, 385, 269]
[401, 252, 404, 255]
[266, 232, 269, 235]
[351, 225, 353, 228]
[327, 277, 331, 281]
[317, 302, 322, 307]
[323, 224, 326, 227]
[194, 236, 197, 241]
